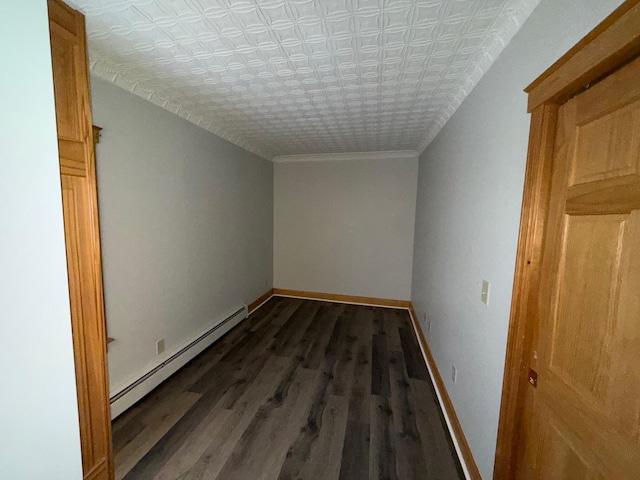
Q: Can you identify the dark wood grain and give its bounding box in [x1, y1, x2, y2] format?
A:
[398, 327, 430, 381]
[388, 350, 429, 479]
[371, 333, 390, 396]
[301, 304, 341, 370]
[338, 420, 370, 480]
[370, 395, 398, 480]
[112, 297, 463, 480]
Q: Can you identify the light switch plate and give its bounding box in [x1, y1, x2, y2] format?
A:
[481, 280, 491, 305]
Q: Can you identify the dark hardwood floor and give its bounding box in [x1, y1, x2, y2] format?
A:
[112, 296, 464, 480]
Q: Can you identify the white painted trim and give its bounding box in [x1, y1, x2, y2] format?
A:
[406, 309, 472, 480]
[109, 304, 248, 418]
[272, 150, 419, 163]
[250, 294, 274, 314]
[272, 293, 408, 310]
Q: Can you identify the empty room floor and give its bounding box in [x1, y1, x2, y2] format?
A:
[112, 296, 463, 479]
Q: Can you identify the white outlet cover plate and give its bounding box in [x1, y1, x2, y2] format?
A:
[481, 279, 490, 305]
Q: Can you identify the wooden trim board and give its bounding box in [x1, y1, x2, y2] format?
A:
[493, 103, 558, 478]
[248, 288, 274, 313]
[526, 0, 640, 111]
[408, 305, 482, 480]
[495, 1, 640, 477]
[272, 288, 411, 309]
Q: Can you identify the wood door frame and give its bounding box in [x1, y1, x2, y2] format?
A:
[493, 2, 640, 478]
[49, 1, 114, 477]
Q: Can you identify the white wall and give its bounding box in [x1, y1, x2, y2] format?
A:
[410, 0, 624, 477]
[0, 3, 83, 479]
[90, 77, 274, 393]
[274, 154, 418, 301]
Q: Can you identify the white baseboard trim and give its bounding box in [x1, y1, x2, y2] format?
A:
[250, 294, 274, 313]
[271, 290, 410, 310]
[109, 304, 248, 419]
[406, 308, 472, 480]
[274, 293, 403, 309]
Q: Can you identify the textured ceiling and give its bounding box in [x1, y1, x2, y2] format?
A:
[69, 0, 539, 160]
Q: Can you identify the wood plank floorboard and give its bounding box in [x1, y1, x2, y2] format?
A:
[113, 297, 464, 479]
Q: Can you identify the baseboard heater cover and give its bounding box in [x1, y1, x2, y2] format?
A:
[110, 305, 247, 418]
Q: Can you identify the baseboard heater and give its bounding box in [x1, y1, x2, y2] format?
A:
[109, 305, 248, 419]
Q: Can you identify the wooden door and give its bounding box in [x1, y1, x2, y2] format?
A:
[519, 54, 640, 479]
[48, 1, 113, 479]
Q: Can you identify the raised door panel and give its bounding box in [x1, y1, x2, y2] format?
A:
[566, 57, 640, 216]
[549, 214, 626, 403]
[535, 406, 604, 480]
[527, 54, 640, 479]
[61, 176, 111, 479]
[50, 22, 81, 143]
[572, 99, 640, 185]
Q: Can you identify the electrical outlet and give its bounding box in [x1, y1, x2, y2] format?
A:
[452, 364, 457, 384]
[481, 280, 491, 305]
[423, 312, 432, 332]
[264, 279, 268, 288]
[156, 339, 165, 355]
[422, 312, 431, 332]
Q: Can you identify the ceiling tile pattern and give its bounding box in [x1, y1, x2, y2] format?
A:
[69, 0, 539, 159]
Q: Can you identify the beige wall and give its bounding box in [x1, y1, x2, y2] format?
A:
[91, 76, 274, 393]
[274, 154, 418, 301]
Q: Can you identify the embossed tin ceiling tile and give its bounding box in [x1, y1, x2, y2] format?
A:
[69, 0, 540, 159]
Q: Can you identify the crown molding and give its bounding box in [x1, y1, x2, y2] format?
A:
[272, 150, 419, 163]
